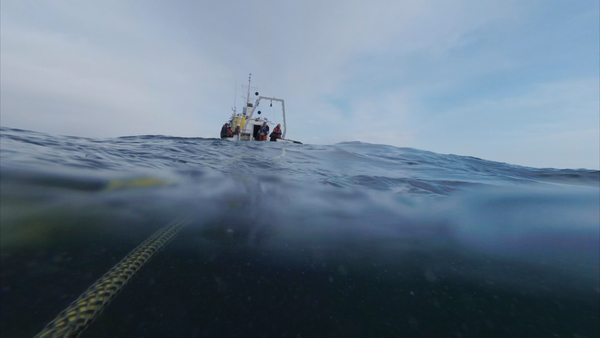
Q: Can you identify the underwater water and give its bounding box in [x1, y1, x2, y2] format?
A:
[1, 126, 598, 337]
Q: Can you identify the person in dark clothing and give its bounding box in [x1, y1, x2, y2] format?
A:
[220, 123, 233, 138]
[258, 122, 269, 141]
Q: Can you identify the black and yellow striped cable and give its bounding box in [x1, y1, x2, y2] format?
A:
[35, 217, 191, 338]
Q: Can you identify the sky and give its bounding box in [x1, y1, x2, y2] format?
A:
[1, 0, 599, 169]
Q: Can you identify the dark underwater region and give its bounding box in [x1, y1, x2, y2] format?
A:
[1, 127, 599, 337]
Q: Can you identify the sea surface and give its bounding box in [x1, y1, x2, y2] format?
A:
[1, 126, 598, 337]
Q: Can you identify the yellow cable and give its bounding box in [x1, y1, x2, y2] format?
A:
[35, 217, 191, 338]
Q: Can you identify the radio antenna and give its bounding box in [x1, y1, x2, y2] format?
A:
[231, 78, 238, 114]
[245, 73, 252, 105]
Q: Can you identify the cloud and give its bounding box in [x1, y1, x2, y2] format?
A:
[1, 2, 233, 137]
[411, 78, 600, 168]
[1, 0, 598, 168]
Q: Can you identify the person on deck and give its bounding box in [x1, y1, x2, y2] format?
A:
[270, 124, 282, 142]
[233, 126, 241, 135]
[258, 122, 269, 141]
[221, 124, 233, 138]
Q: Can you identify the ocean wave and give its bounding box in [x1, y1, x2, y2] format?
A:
[1, 126, 598, 337]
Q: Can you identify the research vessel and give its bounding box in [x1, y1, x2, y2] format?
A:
[220, 74, 302, 144]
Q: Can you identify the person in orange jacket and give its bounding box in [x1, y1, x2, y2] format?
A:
[270, 124, 282, 141]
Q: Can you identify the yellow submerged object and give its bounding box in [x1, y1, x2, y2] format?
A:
[105, 177, 171, 191]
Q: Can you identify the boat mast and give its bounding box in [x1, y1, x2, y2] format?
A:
[231, 78, 238, 116]
[245, 73, 252, 107]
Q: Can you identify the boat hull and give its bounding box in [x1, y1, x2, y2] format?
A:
[221, 136, 301, 144]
